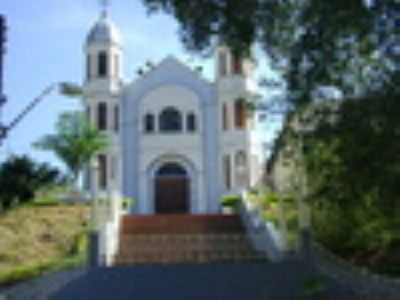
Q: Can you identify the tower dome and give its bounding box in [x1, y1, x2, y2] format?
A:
[86, 13, 121, 46]
[83, 7, 123, 85]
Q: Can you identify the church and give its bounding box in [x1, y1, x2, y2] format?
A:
[83, 9, 265, 215]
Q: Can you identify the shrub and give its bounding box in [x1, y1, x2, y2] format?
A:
[264, 192, 280, 205]
[312, 202, 353, 253]
[0, 155, 63, 210]
[302, 277, 327, 297]
[221, 194, 241, 207]
[32, 186, 67, 206]
[346, 197, 398, 257]
[121, 197, 135, 211]
[247, 187, 259, 195]
[313, 198, 398, 260]
[262, 209, 279, 226]
[282, 194, 296, 204]
[68, 231, 88, 256]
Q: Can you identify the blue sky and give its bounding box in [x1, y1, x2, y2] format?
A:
[0, 0, 280, 171]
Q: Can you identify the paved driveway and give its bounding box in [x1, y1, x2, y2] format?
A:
[50, 261, 359, 300]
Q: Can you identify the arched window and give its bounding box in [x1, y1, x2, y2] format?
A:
[159, 107, 182, 132]
[114, 54, 119, 78]
[87, 54, 92, 80]
[111, 155, 116, 180]
[86, 105, 91, 122]
[235, 151, 247, 168]
[222, 103, 229, 130]
[98, 51, 108, 77]
[219, 51, 228, 76]
[98, 102, 107, 130]
[98, 154, 107, 189]
[234, 99, 247, 129]
[235, 151, 248, 187]
[157, 163, 187, 177]
[232, 54, 242, 74]
[114, 105, 119, 132]
[224, 155, 231, 190]
[187, 113, 196, 132]
[144, 113, 155, 133]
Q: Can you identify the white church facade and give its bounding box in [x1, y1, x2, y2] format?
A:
[83, 11, 265, 215]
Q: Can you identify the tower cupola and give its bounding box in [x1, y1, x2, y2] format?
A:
[84, 2, 123, 84]
[86, 13, 121, 47]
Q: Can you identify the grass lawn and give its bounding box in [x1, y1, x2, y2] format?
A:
[0, 202, 89, 287]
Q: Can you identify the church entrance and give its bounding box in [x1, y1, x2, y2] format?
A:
[155, 163, 189, 214]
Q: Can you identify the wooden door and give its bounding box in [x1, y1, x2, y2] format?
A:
[155, 177, 188, 214]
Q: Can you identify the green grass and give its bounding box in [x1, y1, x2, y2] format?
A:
[0, 202, 89, 286]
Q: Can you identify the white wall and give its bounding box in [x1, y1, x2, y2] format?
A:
[137, 85, 205, 214]
[121, 57, 221, 215]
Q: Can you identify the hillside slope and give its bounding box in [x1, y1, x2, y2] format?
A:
[0, 204, 89, 286]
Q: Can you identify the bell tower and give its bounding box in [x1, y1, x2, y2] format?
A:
[215, 45, 255, 81]
[83, 1, 123, 194]
[216, 43, 259, 194]
[84, 0, 123, 92]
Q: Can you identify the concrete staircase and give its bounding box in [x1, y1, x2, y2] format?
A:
[114, 215, 267, 265]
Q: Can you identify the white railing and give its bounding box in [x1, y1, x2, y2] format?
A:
[239, 190, 287, 262]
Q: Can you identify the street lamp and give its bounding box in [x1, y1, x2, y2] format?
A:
[0, 81, 82, 144]
[59, 82, 84, 98]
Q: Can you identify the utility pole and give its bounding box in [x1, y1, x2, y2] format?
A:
[0, 15, 7, 141]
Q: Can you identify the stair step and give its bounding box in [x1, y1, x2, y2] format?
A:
[114, 214, 266, 266]
[118, 234, 253, 251]
[118, 244, 255, 255]
[117, 250, 262, 258]
[119, 234, 250, 245]
[114, 251, 267, 265]
[121, 215, 244, 235]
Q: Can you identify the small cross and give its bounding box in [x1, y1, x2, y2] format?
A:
[100, 0, 110, 17]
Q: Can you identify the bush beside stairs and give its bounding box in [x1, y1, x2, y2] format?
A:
[114, 214, 268, 265]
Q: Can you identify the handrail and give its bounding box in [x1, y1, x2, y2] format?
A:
[239, 191, 286, 262]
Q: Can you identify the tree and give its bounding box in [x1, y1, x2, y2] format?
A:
[297, 77, 400, 267]
[141, 0, 396, 105]
[0, 155, 62, 209]
[304, 75, 400, 216]
[35, 111, 108, 189]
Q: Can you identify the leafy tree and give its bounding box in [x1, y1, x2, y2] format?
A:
[140, 0, 396, 106]
[0, 155, 62, 209]
[35, 111, 108, 189]
[305, 76, 400, 216]
[277, 77, 400, 269]
[144, 0, 398, 212]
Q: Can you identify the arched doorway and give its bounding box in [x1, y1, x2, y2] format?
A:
[155, 162, 189, 214]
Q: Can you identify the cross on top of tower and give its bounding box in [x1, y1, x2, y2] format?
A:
[100, 0, 110, 18]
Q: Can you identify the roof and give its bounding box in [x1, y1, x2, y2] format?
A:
[126, 56, 212, 89]
[86, 13, 121, 46]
